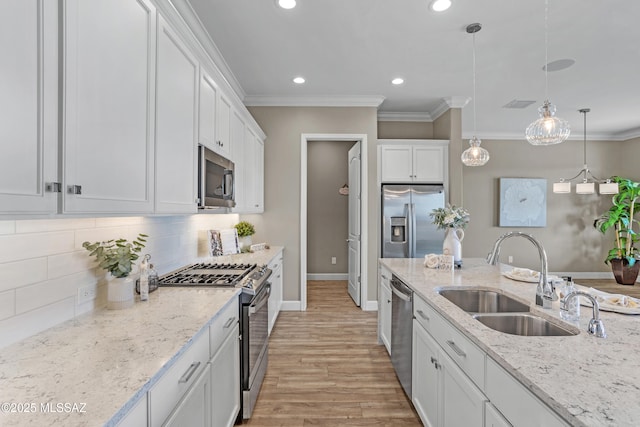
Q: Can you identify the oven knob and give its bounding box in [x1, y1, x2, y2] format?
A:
[244, 279, 254, 288]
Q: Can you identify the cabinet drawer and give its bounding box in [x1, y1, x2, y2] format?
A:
[413, 294, 437, 332]
[149, 329, 210, 427]
[417, 297, 485, 389]
[486, 358, 569, 427]
[268, 254, 283, 274]
[210, 296, 239, 355]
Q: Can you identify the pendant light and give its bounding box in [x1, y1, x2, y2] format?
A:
[461, 23, 489, 167]
[552, 108, 618, 195]
[525, 0, 570, 146]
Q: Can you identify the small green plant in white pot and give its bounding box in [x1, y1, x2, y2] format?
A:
[83, 234, 147, 309]
[234, 221, 255, 252]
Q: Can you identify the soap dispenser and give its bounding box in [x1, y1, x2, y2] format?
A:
[559, 276, 579, 322]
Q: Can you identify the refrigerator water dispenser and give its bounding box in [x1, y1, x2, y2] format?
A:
[390, 217, 407, 243]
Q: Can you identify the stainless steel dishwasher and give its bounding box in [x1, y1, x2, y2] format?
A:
[390, 275, 413, 399]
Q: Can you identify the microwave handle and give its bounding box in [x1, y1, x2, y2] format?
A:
[223, 169, 234, 200]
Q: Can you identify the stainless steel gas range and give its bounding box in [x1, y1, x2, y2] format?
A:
[159, 262, 272, 421]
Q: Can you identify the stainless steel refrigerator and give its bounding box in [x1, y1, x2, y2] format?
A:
[381, 184, 445, 258]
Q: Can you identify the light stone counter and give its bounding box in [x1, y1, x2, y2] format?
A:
[0, 248, 283, 427]
[381, 257, 640, 427]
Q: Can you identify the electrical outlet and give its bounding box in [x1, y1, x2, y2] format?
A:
[508, 256, 513, 264]
[78, 284, 97, 304]
[331, 257, 337, 265]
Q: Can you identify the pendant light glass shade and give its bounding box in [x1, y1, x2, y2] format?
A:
[461, 23, 488, 167]
[461, 137, 490, 166]
[525, 100, 571, 145]
[525, 0, 570, 145]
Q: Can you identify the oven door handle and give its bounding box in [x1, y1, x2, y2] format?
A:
[249, 284, 271, 316]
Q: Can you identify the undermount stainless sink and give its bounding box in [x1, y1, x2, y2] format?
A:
[473, 313, 578, 337]
[437, 288, 530, 313]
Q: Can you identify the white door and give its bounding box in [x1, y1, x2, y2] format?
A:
[347, 142, 361, 306]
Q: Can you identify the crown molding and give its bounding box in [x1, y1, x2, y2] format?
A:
[243, 95, 386, 108]
[612, 127, 640, 141]
[377, 112, 433, 122]
[431, 97, 471, 121]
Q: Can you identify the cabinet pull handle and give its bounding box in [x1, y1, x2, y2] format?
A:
[446, 340, 467, 358]
[223, 317, 235, 329]
[387, 299, 391, 304]
[178, 361, 201, 384]
[430, 357, 440, 369]
[416, 310, 429, 321]
[46, 182, 62, 193]
[67, 185, 82, 195]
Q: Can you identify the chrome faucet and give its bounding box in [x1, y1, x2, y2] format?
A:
[487, 231, 555, 308]
[562, 291, 606, 338]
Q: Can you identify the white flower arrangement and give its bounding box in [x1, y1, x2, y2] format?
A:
[430, 204, 470, 230]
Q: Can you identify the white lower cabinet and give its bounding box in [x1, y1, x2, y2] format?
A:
[412, 318, 486, 427]
[210, 323, 241, 427]
[163, 364, 212, 427]
[116, 394, 148, 427]
[268, 251, 284, 335]
[378, 265, 392, 354]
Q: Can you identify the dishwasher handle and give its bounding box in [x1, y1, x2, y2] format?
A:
[391, 277, 412, 302]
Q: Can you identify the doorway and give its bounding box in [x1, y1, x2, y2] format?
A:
[300, 134, 368, 311]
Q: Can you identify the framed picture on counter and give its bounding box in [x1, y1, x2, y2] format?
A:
[499, 177, 547, 227]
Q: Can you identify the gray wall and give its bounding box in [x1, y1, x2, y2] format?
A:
[307, 140, 352, 274]
[378, 121, 433, 139]
[243, 106, 378, 302]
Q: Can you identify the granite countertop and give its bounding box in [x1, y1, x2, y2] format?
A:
[380, 257, 640, 427]
[0, 247, 283, 427]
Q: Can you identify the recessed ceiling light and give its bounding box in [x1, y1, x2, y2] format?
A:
[430, 0, 452, 12]
[278, 0, 296, 9]
[293, 76, 305, 84]
[391, 78, 404, 85]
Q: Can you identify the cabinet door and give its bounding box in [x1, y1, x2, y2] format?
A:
[216, 92, 232, 158]
[413, 146, 445, 183]
[199, 70, 217, 152]
[63, 0, 156, 213]
[254, 137, 264, 212]
[155, 15, 198, 214]
[412, 320, 440, 427]
[485, 402, 512, 427]
[379, 281, 392, 354]
[380, 146, 413, 182]
[116, 394, 148, 427]
[242, 128, 258, 212]
[163, 364, 211, 427]
[268, 256, 283, 335]
[0, 0, 58, 214]
[440, 350, 486, 427]
[230, 111, 246, 212]
[210, 324, 240, 427]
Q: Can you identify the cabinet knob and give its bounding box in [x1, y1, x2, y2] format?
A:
[46, 182, 62, 193]
[67, 185, 82, 195]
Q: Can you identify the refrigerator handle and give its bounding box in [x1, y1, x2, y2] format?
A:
[409, 203, 417, 258]
[403, 203, 410, 258]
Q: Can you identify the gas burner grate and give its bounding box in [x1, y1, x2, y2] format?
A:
[159, 263, 257, 287]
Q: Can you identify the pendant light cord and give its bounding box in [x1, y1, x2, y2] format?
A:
[544, 0, 549, 102]
[472, 32, 477, 137]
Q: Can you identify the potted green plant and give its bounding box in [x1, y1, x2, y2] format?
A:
[594, 176, 640, 285]
[83, 233, 147, 308]
[234, 221, 255, 252]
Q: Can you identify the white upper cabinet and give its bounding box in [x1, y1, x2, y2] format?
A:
[63, 0, 156, 214]
[155, 15, 198, 214]
[230, 110, 246, 212]
[241, 129, 264, 213]
[198, 69, 232, 159]
[0, 1, 58, 215]
[379, 140, 448, 184]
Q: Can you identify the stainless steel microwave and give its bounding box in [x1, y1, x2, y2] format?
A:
[197, 145, 235, 209]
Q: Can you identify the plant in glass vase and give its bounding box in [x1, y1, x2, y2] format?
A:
[594, 176, 640, 285]
[430, 205, 470, 267]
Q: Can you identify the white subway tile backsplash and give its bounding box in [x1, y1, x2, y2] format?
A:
[0, 231, 75, 264]
[47, 251, 97, 280]
[0, 297, 75, 349]
[15, 218, 96, 233]
[0, 221, 16, 235]
[0, 290, 15, 320]
[0, 258, 48, 293]
[0, 213, 238, 348]
[15, 271, 97, 314]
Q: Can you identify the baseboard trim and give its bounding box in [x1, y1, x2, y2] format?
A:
[363, 300, 378, 311]
[280, 300, 302, 311]
[307, 273, 349, 281]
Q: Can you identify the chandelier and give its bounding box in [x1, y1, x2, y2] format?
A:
[552, 108, 618, 195]
[461, 23, 489, 167]
[525, 0, 570, 146]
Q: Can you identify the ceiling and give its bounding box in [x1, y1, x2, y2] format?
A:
[185, 0, 640, 140]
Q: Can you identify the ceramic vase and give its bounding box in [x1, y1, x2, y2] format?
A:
[610, 259, 640, 285]
[443, 228, 464, 267]
[107, 275, 135, 309]
[239, 235, 253, 251]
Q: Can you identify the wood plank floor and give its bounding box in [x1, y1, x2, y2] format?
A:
[244, 280, 422, 427]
